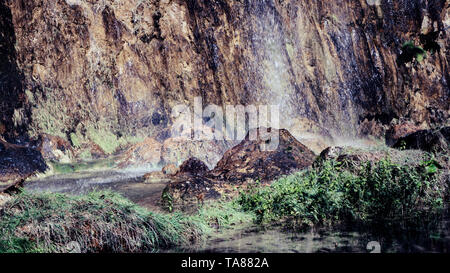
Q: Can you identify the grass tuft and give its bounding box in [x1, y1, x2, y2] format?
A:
[0, 190, 205, 253]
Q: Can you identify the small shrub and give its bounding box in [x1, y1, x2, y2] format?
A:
[238, 159, 445, 230]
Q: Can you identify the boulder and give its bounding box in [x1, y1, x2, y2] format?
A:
[161, 128, 317, 210]
[162, 164, 179, 175]
[0, 193, 12, 207]
[38, 134, 74, 163]
[0, 139, 47, 192]
[392, 127, 449, 153]
[177, 157, 209, 176]
[161, 137, 232, 170]
[210, 128, 316, 183]
[161, 157, 220, 211]
[315, 145, 447, 171]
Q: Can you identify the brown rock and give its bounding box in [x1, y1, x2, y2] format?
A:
[177, 157, 209, 176]
[211, 128, 316, 183]
[87, 142, 107, 159]
[385, 122, 428, 146]
[358, 118, 387, 139]
[1, 0, 447, 145]
[161, 128, 317, 210]
[117, 138, 162, 168]
[37, 134, 74, 163]
[162, 164, 179, 175]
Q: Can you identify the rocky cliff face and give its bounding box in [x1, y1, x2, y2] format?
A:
[0, 0, 448, 156]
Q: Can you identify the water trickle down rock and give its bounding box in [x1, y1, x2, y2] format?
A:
[0, 0, 448, 164]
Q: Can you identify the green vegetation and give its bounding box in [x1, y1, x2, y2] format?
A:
[0, 191, 255, 253]
[398, 41, 427, 65]
[193, 200, 255, 231]
[25, 88, 145, 157]
[86, 128, 121, 155]
[238, 159, 445, 230]
[85, 126, 144, 155]
[49, 158, 117, 175]
[0, 191, 204, 253]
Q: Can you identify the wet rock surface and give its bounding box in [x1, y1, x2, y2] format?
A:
[0, 139, 47, 192]
[0, 0, 448, 150]
[211, 128, 316, 183]
[177, 157, 210, 176]
[392, 126, 450, 153]
[162, 129, 317, 208]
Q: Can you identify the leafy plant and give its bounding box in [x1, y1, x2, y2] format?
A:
[397, 41, 427, 65]
[420, 158, 440, 175]
[161, 189, 174, 212]
[238, 159, 445, 230]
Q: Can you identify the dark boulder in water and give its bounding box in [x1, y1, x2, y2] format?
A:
[0, 139, 47, 192]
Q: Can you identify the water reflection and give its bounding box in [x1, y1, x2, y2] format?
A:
[189, 224, 449, 253]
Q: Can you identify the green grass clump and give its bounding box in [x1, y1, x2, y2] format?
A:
[191, 200, 256, 231]
[49, 158, 117, 174]
[0, 191, 204, 253]
[238, 159, 445, 230]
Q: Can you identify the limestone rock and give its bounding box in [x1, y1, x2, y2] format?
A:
[37, 134, 74, 163]
[0, 193, 12, 207]
[1, 0, 448, 147]
[161, 137, 231, 169]
[385, 122, 429, 147]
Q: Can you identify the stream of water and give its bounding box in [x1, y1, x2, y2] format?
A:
[24, 166, 450, 253]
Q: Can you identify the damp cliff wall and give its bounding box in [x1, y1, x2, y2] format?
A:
[0, 0, 448, 147]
